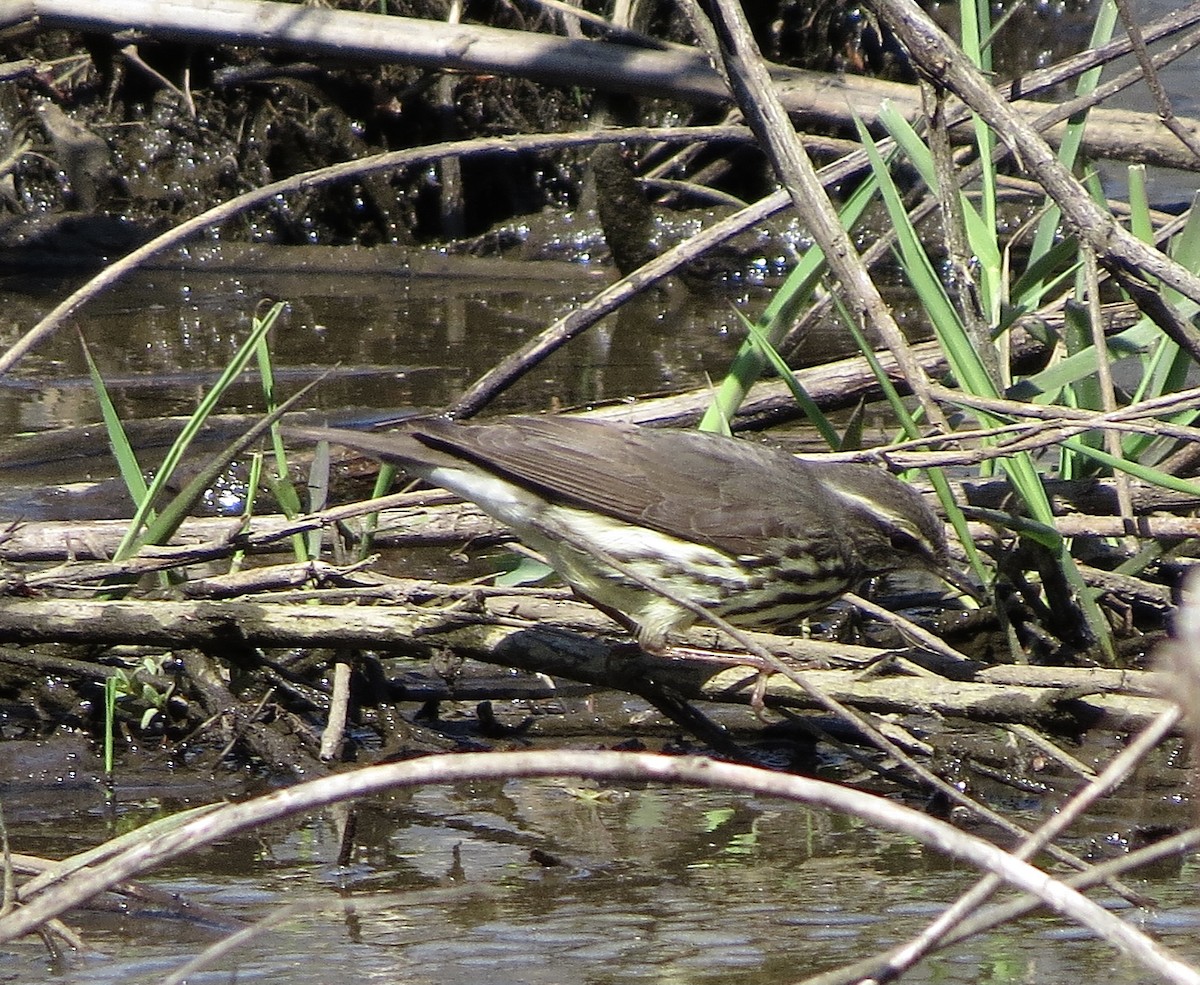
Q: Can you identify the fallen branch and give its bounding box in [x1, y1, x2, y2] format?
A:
[6, 0, 1200, 171]
[0, 597, 1174, 732]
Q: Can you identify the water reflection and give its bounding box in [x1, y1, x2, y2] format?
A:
[3, 776, 1198, 985]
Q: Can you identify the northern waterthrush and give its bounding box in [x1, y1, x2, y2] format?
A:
[293, 417, 948, 649]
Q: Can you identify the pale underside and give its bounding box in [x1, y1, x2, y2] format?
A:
[428, 464, 857, 649]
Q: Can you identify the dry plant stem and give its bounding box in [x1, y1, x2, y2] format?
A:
[157, 903, 304, 985]
[877, 382, 1200, 469]
[526, 0, 664, 46]
[778, 42, 1185, 359]
[798, 10, 1200, 373]
[120, 44, 193, 117]
[1003, 723, 1098, 779]
[1, 751, 1196, 984]
[1002, 3, 1200, 106]
[923, 80, 999, 386]
[11, 853, 234, 946]
[967, 414, 1200, 457]
[855, 706, 1182, 984]
[1036, 25, 1200, 158]
[0, 126, 747, 376]
[803, 826, 1200, 985]
[0, 0, 728, 102]
[319, 658, 352, 762]
[934, 15, 1200, 169]
[842, 592, 974, 666]
[14, 804, 225, 903]
[875, 0, 1200, 317]
[1112, 0, 1200, 159]
[1082, 247, 1137, 548]
[873, 422, 1182, 471]
[1079, 567, 1171, 610]
[37, 920, 85, 956]
[0, 802, 12, 915]
[971, 417, 1190, 460]
[697, 0, 949, 430]
[931, 381, 1200, 433]
[962, 827, 1200, 933]
[966, 512, 1194, 554]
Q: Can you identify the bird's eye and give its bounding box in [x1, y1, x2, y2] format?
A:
[889, 530, 923, 554]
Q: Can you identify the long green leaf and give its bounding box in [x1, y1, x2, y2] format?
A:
[739, 312, 841, 448]
[1063, 437, 1200, 498]
[80, 334, 149, 507]
[132, 379, 322, 557]
[113, 303, 284, 561]
[876, 103, 1001, 312]
[855, 113, 1114, 659]
[700, 158, 884, 432]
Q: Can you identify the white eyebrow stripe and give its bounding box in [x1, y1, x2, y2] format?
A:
[827, 486, 907, 527]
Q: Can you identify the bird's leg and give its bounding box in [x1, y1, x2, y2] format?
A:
[749, 671, 770, 716]
[571, 575, 774, 714]
[640, 640, 771, 717]
[573, 591, 760, 756]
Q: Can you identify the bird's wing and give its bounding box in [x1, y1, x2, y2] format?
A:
[409, 417, 835, 556]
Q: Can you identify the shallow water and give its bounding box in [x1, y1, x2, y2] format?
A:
[2, 1, 1199, 979]
[2, 759, 1198, 985]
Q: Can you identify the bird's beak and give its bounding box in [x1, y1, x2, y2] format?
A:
[935, 559, 985, 605]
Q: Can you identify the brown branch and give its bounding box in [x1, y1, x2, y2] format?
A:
[0, 598, 1176, 733]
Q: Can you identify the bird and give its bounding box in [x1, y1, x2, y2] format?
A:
[290, 416, 949, 650]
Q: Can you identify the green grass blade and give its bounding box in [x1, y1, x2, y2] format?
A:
[1127, 165, 1152, 245]
[739, 311, 841, 448]
[854, 112, 997, 398]
[129, 377, 323, 562]
[113, 302, 285, 561]
[80, 333, 149, 507]
[1006, 235, 1080, 316]
[1064, 435, 1200, 498]
[855, 112, 1113, 658]
[700, 160, 884, 432]
[1010, 320, 1160, 403]
[254, 326, 310, 561]
[876, 103, 1002, 293]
